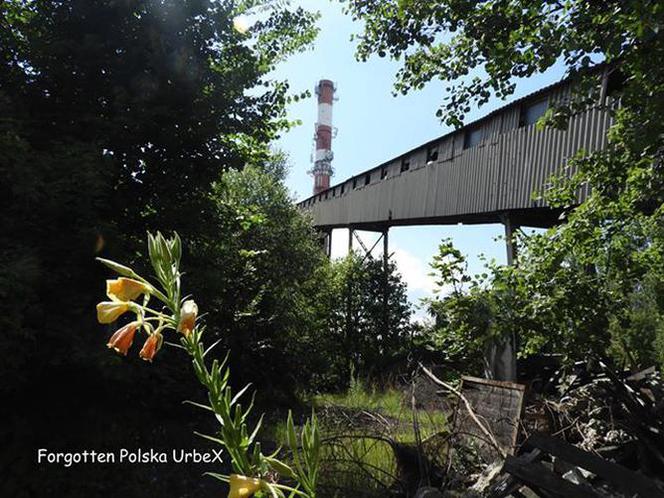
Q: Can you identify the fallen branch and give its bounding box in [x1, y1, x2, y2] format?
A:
[420, 364, 508, 459]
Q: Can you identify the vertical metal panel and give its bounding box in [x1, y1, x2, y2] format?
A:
[440, 135, 454, 161]
[503, 106, 520, 132]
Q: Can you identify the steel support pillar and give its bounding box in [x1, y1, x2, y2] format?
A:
[484, 214, 519, 382]
[382, 228, 389, 338]
[503, 215, 518, 266]
[346, 227, 392, 342]
[318, 229, 332, 259]
[382, 228, 389, 271]
[324, 229, 332, 258]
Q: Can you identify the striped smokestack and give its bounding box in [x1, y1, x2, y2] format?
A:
[310, 79, 336, 195]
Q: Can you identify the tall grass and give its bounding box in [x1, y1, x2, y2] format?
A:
[313, 375, 405, 418]
[319, 436, 398, 497]
[267, 375, 449, 497]
[312, 374, 447, 440]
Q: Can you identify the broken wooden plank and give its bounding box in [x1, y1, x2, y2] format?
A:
[485, 449, 542, 498]
[503, 457, 602, 498]
[452, 376, 526, 461]
[526, 433, 664, 498]
[626, 366, 656, 382]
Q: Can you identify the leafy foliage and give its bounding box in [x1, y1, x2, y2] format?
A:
[1, 2, 319, 496]
[1, 0, 318, 386]
[342, 0, 662, 127]
[425, 240, 509, 377]
[346, 1, 664, 371]
[308, 254, 413, 390]
[195, 161, 329, 393]
[96, 231, 321, 497]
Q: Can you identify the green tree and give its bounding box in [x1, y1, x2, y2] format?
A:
[342, 0, 662, 127]
[424, 240, 527, 378]
[0, 0, 318, 389]
[196, 160, 330, 394]
[343, 0, 664, 369]
[1, 2, 319, 496]
[314, 254, 413, 389]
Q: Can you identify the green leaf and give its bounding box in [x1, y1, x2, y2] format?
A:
[95, 258, 142, 280]
[194, 431, 226, 447]
[203, 472, 230, 483]
[265, 456, 296, 479]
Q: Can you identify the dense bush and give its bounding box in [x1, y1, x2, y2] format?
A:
[287, 253, 414, 392]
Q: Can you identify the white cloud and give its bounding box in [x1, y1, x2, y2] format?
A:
[391, 246, 436, 294]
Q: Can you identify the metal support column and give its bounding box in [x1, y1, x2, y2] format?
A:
[318, 229, 332, 259]
[325, 229, 332, 259]
[503, 216, 518, 266]
[383, 228, 389, 271]
[382, 228, 389, 338]
[485, 214, 519, 382]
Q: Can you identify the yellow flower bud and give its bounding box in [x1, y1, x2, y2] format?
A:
[177, 300, 198, 337]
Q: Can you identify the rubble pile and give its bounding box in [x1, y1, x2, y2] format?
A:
[484, 364, 664, 497]
[431, 363, 664, 497]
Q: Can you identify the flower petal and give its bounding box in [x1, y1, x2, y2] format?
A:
[97, 301, 130, 324]
[106, 278, 150, 301]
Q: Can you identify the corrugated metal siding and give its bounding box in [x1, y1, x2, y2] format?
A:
[300, 82, 614, 228]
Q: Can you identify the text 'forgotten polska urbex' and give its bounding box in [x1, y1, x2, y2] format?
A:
[37, 448, 223, 468]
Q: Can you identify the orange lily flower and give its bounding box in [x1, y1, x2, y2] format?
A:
[107, 321, 139, 355]
[139, 332, 163, 362]
[106, 277, 150, 301]
[177, 300, 198, 337]
[96, 301, 131, 324]
[228, 474, 262, 498]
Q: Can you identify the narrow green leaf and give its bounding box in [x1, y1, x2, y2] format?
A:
[182, 400, 214, 412]
[203, 472, 230, 483]
[265, 456, 295, 479]
[231, 383, 252, 406]
[247, 414, 264, 444]
[194, 431, 226, 446]
[96, 258, 141, 279]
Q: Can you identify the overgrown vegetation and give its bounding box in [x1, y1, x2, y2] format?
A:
[96, 232, 322, 497]
[1, 2, 325, 496]
[314, 373, 405, 418]
[0, 2, 417, 490]
[4, 0, 664, 496]
[305, 255, 414, 391]
[344, 0, 664, 372]
[0, 0, 319, 401]
[275, 374, 448, 498]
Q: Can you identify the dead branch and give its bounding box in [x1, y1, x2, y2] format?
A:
[420, 364, 508, 459]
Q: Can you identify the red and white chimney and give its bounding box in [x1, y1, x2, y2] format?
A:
[310, 79, 336, 195]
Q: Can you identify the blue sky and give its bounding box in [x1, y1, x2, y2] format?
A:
[269, 1, 565, 317]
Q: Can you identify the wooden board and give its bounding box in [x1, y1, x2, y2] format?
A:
[503, 457, 603, 498]
[452, 376, 526, 462]
[525, 433, 664, 498]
